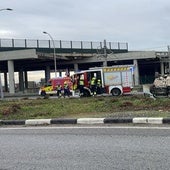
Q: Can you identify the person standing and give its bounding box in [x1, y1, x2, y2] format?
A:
[79, 75, 84, 96]
[90, 76, 97, 96]
[97, 79, 102, 94]
[63, 81, 70, 98]
[56, 84, 62, 98]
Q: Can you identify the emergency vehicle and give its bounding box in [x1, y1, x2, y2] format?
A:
[72, 65, 134, 96]
[39, 77, 73, 96]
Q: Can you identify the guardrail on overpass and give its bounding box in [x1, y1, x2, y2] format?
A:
[0, 38, 128, 51]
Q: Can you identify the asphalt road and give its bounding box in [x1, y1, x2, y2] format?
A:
[0, 126, 170, 170]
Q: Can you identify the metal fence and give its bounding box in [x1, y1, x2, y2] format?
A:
[0, 38, 128, 50]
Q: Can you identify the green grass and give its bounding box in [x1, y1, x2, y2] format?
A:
[0, 95, 170, 120]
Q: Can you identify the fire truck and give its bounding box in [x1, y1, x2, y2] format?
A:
[39, 77, 73, 96]
[72, 65, 134, 96]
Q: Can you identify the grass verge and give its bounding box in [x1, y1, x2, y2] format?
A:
[0, 95, 170, 120]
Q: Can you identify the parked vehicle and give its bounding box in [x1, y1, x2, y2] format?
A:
[72, 65, 134, 96]
[39, 77, 73, 96]
[150, 74, 170, 97]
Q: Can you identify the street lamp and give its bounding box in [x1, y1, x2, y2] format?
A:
[0, 8, 13, 99]
[0, 8, 13, 11]
[43, 31, 57, 78]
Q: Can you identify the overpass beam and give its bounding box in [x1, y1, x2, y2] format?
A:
[8, 60, 15, 94]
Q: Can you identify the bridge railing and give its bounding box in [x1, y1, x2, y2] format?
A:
[0, 38, 128, 50]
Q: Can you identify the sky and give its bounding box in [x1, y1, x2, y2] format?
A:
[1, 0, 170, 51]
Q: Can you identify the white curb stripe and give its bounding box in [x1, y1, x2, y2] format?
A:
[133, 117, 163, 124]
[25, 119, 51, 125]
[77, 118, 104, 124]
[147, 118, 163, 124]
[133, 117, 148, 124]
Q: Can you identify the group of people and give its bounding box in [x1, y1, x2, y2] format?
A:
[55, 75, 102, 98]
[56, 81, 70, 98]
[90, 76, 102, 96]
[78, 75, 102, 96]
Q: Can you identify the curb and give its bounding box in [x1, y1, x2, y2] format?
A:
[0, 117, 170, 126]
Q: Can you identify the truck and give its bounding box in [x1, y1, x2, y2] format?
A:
[72, 65, 134, 96]
[150, 74, 170, 97]
[39, 77, 73, 96]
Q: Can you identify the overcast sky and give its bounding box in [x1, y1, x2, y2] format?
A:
[1, 0, 170, 51]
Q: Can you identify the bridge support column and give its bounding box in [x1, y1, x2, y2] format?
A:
[160, 61, 164, 75]
[4, 71, 8, 92]
[59, 71, 62, 77]
[45, 66, 51, 83]
[133, 59, 139, 86]
[24, 71, 28, 89]
[74, 63, 79, 72]
[19, 70, 24, 92]
[8, 60, 15, 94]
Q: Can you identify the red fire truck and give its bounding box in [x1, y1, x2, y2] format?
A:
[72, 65, 134, 96]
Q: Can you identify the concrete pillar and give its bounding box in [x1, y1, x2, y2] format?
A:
[45, 66, 51, 83]
[160, 61, 164, 75]
[74, 63, 79, 72]
[24, 71, 28, 89]
[4, 72, 8, 92]
[59, 71, 62, 77]
[8, 60, 15, 94]
[19, 70, 24, 92]
[133, 59, 139, 86]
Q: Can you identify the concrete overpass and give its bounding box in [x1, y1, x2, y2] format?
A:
[0, 38, 169, 94]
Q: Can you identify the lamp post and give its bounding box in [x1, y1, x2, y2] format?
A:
[43, 31, 57, 78]
[0, 8, 13, 99]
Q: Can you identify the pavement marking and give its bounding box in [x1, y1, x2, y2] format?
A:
[1, 126, 170, 131]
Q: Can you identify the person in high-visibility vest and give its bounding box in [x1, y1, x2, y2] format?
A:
[96, 79, 102, 94]
[90, 76, 97, 96]
[79, 76, 84, 96]
[56, 84, 62, 97]
[63, 81, 70, 97]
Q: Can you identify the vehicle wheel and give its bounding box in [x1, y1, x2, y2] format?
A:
[83, 90, 91, 97]
[111, 88, 121, 96]
[41, 91, 46, 96]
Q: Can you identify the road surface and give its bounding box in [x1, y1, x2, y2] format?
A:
[0, 126, 170, 170]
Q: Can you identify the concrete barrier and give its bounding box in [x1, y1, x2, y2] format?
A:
[77, 118, 104, 124]
[147, 118, 163, 124]
[25, 119, 51, 125]
[1, 120, 25, 125]
[51, 119, 77, 124]
[133, 117, 148, 124]
[104, 118, 132, 124]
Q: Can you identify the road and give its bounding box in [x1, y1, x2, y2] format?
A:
[0, 126, 170, 170]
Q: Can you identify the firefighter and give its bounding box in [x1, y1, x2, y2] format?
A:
[90, 76, 97, 96]
[79, 75, 84, 96]
[97, 79, 102, 94]
[63, 81, 70, 97]
[56, 84, 62, 98]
